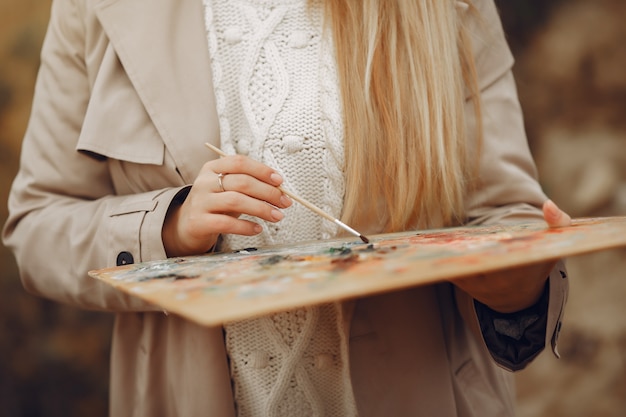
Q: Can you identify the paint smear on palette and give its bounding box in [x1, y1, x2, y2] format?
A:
[113, 242, 391, 299]
[114, 228, 510, 300]
[90, 217, 626, 326]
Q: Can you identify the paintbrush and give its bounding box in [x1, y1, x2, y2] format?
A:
[204, 142, 370, 244]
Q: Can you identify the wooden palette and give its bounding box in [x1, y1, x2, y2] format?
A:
[90, 217, 626, 326]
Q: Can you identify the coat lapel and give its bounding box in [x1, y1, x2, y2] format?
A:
[93, 0, 220, 183]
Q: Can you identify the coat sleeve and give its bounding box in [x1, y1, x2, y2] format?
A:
[1, 0, 184, 312]
[454, 0, 569, 370]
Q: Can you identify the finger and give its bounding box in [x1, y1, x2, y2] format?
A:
[543, 199, 572, 228]
[199, 214, 264, 237]
[178, 213, 264, 253]
[218, 173, 292, 209]
[207, 191, 285, 223]
[203, 155, 284, 187]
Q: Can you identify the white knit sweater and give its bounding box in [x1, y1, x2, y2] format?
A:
[202, 0, 357, 415]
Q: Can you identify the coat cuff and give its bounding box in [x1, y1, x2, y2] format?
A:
[455, 260, 568, 371]
[474, 281, 549, 371]
[106, 186, 191, 267]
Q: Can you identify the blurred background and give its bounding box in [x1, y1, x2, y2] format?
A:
[1, 0, 624, 416]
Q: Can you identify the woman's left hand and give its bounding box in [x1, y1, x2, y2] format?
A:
[453, 200, 571, 313]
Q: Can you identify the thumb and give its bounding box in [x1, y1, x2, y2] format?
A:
[543, 199, 572, 228]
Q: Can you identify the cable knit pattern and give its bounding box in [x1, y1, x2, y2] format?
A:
[203, 0, 344, 248]
[202, 0, 355, 416]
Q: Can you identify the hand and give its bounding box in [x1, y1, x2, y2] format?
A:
[162, 155, 292, 257]
[453, 200, 571, 313]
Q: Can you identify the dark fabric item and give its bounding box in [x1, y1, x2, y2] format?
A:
[475, 280, 549, 371]
[170, 186, 192, 206]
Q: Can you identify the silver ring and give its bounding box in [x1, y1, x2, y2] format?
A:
[217, 173, 226, 192]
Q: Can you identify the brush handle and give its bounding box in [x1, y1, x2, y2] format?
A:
[277, 186, 363, 240]
[204, 142, 365, 241]
[276, 186, 333, 222]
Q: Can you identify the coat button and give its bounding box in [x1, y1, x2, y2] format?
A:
[116, 251, 134, 266]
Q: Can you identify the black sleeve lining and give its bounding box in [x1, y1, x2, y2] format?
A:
[475, 280, 550, 371]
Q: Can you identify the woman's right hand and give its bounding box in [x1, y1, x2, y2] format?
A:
[162, 155, 293, 257]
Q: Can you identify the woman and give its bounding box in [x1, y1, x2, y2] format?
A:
[3, 0, 570, 415]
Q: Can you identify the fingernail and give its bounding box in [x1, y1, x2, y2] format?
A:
[280, 195, 292, 207]
[271, 209, 284, 221]
[254, 224, 263, 234]
[270, 173, 283, 185]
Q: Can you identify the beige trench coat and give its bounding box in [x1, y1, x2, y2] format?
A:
[4, 0, 568, 415]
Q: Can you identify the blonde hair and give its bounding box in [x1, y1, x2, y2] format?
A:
[324, 0, 481, 232]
